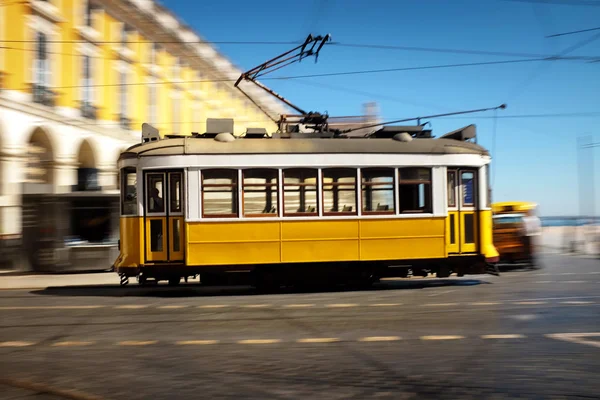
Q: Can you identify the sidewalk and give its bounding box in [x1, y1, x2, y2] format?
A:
[0, 271, 119, 290]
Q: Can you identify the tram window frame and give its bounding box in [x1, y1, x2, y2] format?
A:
[485, 164, 491, 208]
[361, 168, 396, 215]
[242, 169, 278, 217]
[322, 168, 358, 216]
[120, 167, 137, 216]
[201, 169, 239, 218]
[282, 168, 319, 217]
[398, 167, 432, 214]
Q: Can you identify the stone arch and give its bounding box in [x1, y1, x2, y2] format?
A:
[25, 126, 55, 185]
[75, 138, 100, 191]
[77, 138, 97, 169]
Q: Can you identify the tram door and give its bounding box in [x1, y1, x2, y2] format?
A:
[447, 169, 478, 254]
[144, 171, 185, 263]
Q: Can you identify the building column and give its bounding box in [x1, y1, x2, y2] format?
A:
[0, 154, 25, 270]
[53, 158, 77, 193]
[98, 165, 118, 191]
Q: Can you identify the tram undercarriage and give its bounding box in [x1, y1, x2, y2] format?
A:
[116, 256, 497, 287]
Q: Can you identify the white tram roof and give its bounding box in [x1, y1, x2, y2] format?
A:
[119, 122, 490, 161]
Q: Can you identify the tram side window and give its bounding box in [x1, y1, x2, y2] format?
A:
[283, 168, 318, 216]
[121, 167, 137, 215]
[322, 168, 357, 215]
[398, 168, 432, 213]
[243, 169, 278, 217]
[447, 170, 457, 207]
[202, 169, 238, 218]
[361, 168, 395, 214]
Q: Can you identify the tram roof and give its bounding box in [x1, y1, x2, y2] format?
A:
[119, 132, 490, 160]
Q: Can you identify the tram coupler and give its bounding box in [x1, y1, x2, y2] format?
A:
[119, 273, 129, 286]
[485, 263, 500, 276]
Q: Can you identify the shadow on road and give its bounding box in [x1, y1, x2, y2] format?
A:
[29, 278, 490, 298]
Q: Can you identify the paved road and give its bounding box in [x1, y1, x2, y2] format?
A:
[0, 253, 599, 399]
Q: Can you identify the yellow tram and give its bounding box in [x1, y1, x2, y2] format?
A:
[112, 120, 499, 287]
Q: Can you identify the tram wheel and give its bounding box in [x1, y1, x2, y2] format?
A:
[168, 277, 181, 286]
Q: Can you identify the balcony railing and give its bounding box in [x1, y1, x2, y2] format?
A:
[81, 102, 97, 120]
[32, 84, 56, 107]
[119, 115, 131, 130]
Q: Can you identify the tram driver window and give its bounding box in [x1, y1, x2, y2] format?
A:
[323, 168, 357, 215]
[243, 169, 278, 217]
[147, 174, 165, 213]
[202, 169, 238, 218]
[283, 168, 318, 216]
[398, 168, 432, 213]
[361, 168, 395, 214]
[121, 168, 137, 215]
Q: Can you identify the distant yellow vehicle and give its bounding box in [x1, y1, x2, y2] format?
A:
[492, 201, 539, 266]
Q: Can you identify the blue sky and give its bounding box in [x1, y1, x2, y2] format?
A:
[162, 0, 600, 216]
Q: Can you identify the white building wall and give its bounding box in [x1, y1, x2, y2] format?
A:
[0, 100, 137, 239]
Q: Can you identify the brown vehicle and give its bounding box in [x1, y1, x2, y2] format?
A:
[492, 202, 540, 268]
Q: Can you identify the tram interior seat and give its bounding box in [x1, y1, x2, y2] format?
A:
[377, 204, 389, 211]
[261, 206, 277, 213]
[343, 205, 353, 212]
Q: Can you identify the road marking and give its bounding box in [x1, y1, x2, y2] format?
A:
[559, 273, 576, 275]
[504, 295, 600, 302]
[546, 333, 600, 348]
[369, 303, 402, 307]
[420, 335, 465, 340]
[241, 304, 270, 308]
[481, 334, 525, 339]
[326, 303, 358, 308]
[515, 301, 547, 305]
[0, 305, 105, 310]
[428, 290, 456, 297]
[238, 339, 281, 344]
[282, 304, 315, 308]
[52, 341, 95, 347]
[470, 302, 501, 306]
[534, 281, 553, 284]
[565, 281, 585, 283]
[0, 341, 36, 347]
[297, 338, 340, 343]
[359, 336, 401, 342]
[197, 305, 228, 309]
[423, 303, 458, 307]
[561, 301, 594, 305]
[590, 272, 600, 275]
[117, 341, 158, 346]
[176, 340, 219, 345]
[158, 305, 188, 309]
[114, 305, 149, 309]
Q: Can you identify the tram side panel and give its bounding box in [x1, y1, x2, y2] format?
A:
[185, 217, 446, 266]
[113, 216, 143, 275]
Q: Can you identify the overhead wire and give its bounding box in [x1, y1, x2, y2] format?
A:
[504, 30, 600, 102]
[1, 39, 599, 61]
[546, 26, 600, 38]
[31, 110, 600, 130]
[10, 57, 592, 92]
[501, 0, 600, 6]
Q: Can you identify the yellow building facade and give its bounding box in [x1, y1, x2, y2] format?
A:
[0, 0, 284, 271]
